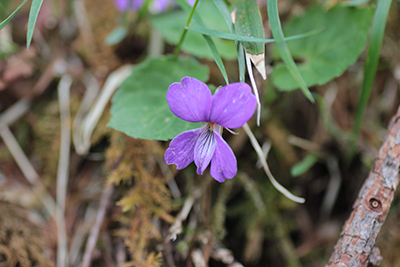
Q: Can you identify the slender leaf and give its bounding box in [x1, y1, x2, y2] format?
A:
[27, 0, 44, 49]
[188, 24, 323, 44]
[203, 35, 229, 84]
[0, 0, 28, 31]
[104, 26, 128, 46]
[234, 0, 265, 55]
[348, 0, 393, 160]
[171, 0, 230, 83]
[291, 154, 318, 177]
[267, 0, 314, 102]
[213, 0, 235, 33]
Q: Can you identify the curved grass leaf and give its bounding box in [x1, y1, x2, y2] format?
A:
[0, 0, 28, 31]
[267, 0, 314, 102]
[348, 0, 393, 160]
[27, 0, 44, 49]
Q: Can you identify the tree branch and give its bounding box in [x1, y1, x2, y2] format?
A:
[326, 106, 400, 266]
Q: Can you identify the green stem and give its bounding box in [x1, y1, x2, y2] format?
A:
[173, 0, 200, 56]
[346, 0, 392, 164]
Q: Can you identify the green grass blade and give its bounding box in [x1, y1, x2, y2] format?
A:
[173, 0, 229, 83]
[348, 0, 393, 161]
[27, 0, 44, 49]
[0, 0, 28, 31]
[234, 0, 265, 56]
[203, 34, 229, 84]
[237, 42, 246, 82]
[213, 0, 235, 33]
[267, 0, 314, 102]
[188, 24, 323, 44]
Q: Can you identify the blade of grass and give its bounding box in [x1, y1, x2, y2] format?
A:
[267, 0, 314, 102]
[238, 42, 246, 83]
[203, 35, 229, 84]
[213, 0, 246, 82]
[188, 25, 323, 44]
[27, 0, 44, 49]
[347, 0, 393, 162]
[174, 0, 229, 84]
[0, 0, 28, 31]
[213, 0, 235, 33]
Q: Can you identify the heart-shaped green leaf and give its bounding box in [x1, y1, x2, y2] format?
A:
[108, 56, 209, 140]
[270, 5, 373, 91]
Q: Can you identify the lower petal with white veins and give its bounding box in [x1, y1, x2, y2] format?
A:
[210, 132, 237, 182]
[194, 126, 217, 175]
[165, 129, 199, 170]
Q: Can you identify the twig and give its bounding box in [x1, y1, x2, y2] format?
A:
[168, 189, 200, 241]
[245, 54, 261, 126]
[0, 125, 57, 216]
[242, 123, 305, 203]
[326, 106, 400, 266]
[73, 65, 132, 155]
[56, 75, 72, 267]
[81, 185, 114, 267]
[68, 203, 98, 265]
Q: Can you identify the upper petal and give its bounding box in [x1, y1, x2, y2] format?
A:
[210, 133, 237, 182]
[167, 77, 211, 123]
[194, 126, 217, 175]
[165, 129, 199, 170]
[209, 83, 256, 129]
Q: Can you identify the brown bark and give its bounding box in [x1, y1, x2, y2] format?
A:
[326, 107, 400, 267]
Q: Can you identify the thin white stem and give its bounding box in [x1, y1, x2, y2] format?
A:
[0, 125, 57, 214]
[57, 74, 72, 267]
[168, 189, 200, 241]
[246, 54, 261, 126]
[242, 123, 305, 203]
[81, 185, 114, 267]
[74, 65, 133, 155]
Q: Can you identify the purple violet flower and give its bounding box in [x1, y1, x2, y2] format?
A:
[164, 77, 257, 182]
[114, 0, 194, 13]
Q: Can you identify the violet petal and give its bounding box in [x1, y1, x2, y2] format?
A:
[210, 132, 237, 182]
[167, 77, 211, 123]
[165, 129, 199, 169]
[209, 83, 256, 129]
[114, 0, 144, 11]
[194, 126, 217, 175]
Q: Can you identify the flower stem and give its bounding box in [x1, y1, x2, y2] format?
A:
[173, 0, 200, 56]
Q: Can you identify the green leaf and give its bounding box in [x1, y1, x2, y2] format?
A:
[234, 0, 265, 56]
[104, 26, 128, 46]
[0, 0, 11, 20]
[291, 154, 318, 177]
[203, 34, 229, 84]
[267, 0, 314, 101]
[234, 0, 266, 78]
[150, 0, 236, 60]
[270, 5, 374, 91]
[188, 24, 322, 44]
[0, 0, 28, 31]
[108, 56, 209, 140]
[348, 0, 392, 161]
[27, 0, 44, 49]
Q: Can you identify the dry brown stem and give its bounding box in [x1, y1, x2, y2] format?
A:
[326, 106, 400, 266]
